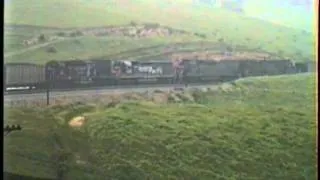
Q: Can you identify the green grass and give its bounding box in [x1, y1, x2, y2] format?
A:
[242, 0, 314, 32]
[4, 0, 315, 63]
[4, 73, 317, 179]
[4, 35, 207, 63]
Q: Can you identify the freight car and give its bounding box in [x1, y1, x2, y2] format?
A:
[295, 61, 315, 73]
[4, 63, 46, 91]
[238, 59, 297, 77]
[46, 60, 99, 89]
[197, 60, 242, 82]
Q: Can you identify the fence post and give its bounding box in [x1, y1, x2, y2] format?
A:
[47, 80, 50, 106]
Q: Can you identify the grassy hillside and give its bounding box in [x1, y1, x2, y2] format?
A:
[4, 73, 316, 179]
[243, 0, 315, 32]
[4, 0, 315, 63]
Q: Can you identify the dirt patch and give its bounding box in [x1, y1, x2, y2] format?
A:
[69, 116, 86, 128]
[171, 51, 280, 61]
[21, 23, 193, 47]
[152, 92, 170, 104]
[68, 24, 188, 38]
[22, 35, 64, 47]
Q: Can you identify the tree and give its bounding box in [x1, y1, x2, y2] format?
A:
[38, 34, 46, 42]
[70, 30, 83, 37]
[130, 21, 137, 26]
[194, 33, 206, 39]
[56, 32, 66, 37]
[226, 45, 233, 52]
[277, 50, 285, 59]
[225, 45, 233, 56]
[144, 23, 160, 29]
[218, 38, 224, 44]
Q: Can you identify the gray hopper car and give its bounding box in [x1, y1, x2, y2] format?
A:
[4, 63, 45, 90]
[239, 59, 296, 77]
[197, 60, 242, 81]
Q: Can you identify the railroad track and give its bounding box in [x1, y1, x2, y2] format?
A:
[4, 72, 311, 104]
[3, 82, 223, 103]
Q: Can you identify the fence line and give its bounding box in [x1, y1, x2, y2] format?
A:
[4, 84, 316, 107]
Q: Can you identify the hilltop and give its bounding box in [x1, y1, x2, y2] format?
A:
[4, 0, 315, 63]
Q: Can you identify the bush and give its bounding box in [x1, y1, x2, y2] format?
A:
[38, 34, 46, 42]
[129, 21, 137, 26]
[167, 27, 174, 34]
[46, 46, 58, 53]
[194, 33, 206, 39]
[70, 30, 84, 37]
[56, 32, 66, 37]
[144, 22, 160, 29]
[226, 45, 233, 52]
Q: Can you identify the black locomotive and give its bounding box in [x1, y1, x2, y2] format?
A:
[3, 59, 314, 93]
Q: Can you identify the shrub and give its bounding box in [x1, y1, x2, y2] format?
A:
[38, 34, 46, 42]
[56, 32, 66, 37]
[46, 46, 58, 53]
[129, 21, 137, 26]
[144, 22, 160, 29]
[226, 45, 233, 52]
[194, 33, 206, 39]
[70, 30, 84, 37]
[218, 38, 224, 43]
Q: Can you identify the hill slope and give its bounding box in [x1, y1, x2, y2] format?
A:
[4, 0, 315, 63]
[193, 0, 316, 32]
[4, 73, 316, 179]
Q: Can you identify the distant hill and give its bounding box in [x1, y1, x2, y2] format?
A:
[3, 0, 315, 63]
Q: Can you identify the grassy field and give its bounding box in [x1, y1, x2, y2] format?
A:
[4, 0, 315, 63]
[4, 73, 317, 179]
[242, 0, 315, 32]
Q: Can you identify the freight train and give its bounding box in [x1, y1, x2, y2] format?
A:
[3, 59, 313, 92]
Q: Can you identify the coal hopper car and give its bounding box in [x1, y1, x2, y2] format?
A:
[4, 63, 46, 92]
[238, 59, 297, 77]
[197, 60, 242, 82]
[46, 60, 100, 89]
